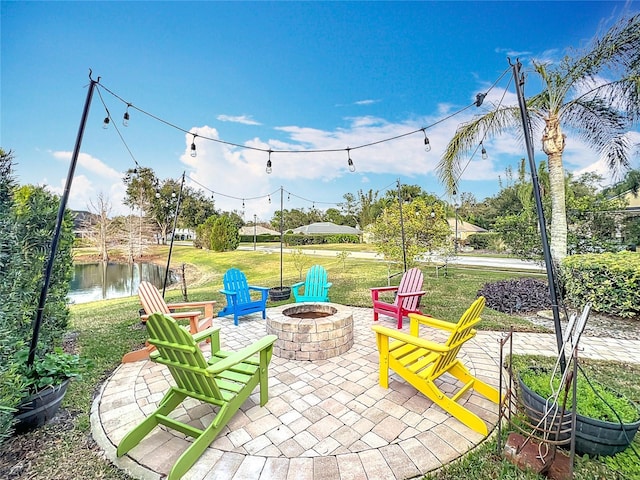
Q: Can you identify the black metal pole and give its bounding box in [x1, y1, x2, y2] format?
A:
[28, 72, 97, 367]
[162, 171, 185, 297]
[280, 186, 284, 288]
[397, 179, 407, 272]
[511, 58, 566, 372]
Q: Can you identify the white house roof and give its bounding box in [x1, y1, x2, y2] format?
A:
[446, 219, 487, 233]
[239, 225, 281, 236]
[291, 222, 362, 235]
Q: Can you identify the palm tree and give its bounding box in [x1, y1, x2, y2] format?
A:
[438, 14, 640, 263]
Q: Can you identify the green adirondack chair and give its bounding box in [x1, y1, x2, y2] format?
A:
[116, 313, 277, 480]
[292, 264, 332, 302]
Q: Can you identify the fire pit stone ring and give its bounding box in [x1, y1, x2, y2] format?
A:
[266, 302, 354, 360]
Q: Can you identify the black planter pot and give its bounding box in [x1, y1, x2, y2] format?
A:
[519, 375, 640, 456]
[15, 378, 70, 432]
[269, 286, 291, 302]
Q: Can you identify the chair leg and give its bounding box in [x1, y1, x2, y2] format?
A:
[117, 389, 186, 457]
[167, 406, 232, 480]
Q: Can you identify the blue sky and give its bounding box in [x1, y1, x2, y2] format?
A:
[2, 1, 639, 222]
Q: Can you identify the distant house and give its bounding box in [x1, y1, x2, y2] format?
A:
[239, 225, 281, 236]
[71, 210, 99, 238]
[291, 222, 362, 235]
[446, 218, 487, 242]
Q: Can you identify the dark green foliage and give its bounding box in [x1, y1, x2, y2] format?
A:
[0, 149, 74, 445]
[466, 232, 501, 250]
[239, 234, 281, 243]
[561, 251, 640, 318]
[477, 278, 551, 314]
[520, 366, 640, 423]
[15, 347, 91, 392]
[284, 233, 360, 246]
[210, 215, 240, 252]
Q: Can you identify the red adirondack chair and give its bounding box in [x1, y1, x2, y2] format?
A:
[370, 267, 426, 329]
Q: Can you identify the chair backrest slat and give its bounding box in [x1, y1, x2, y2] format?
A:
[305, 265, 327, 297]
[430, 297, 484, 379]
[223, 268, 252, 304]
[138, 281, 170, 315]
[147, 313, 222, 399]
[396, 267, 424, 311]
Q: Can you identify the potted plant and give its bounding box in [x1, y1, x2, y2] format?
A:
[13, 347, 91, 431]
[518, 365, 640, 456]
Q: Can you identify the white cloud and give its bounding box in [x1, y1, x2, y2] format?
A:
[52, 150, 122, 180]
[216, 114, 261, 125]
[354, 99, 379, 106]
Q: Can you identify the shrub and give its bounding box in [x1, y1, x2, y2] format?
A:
[466, 232, 502, 251]
[0, 149, 74, 445]
[211, 215, 240, 252]
[477, 278, 551, 314]
[561, 251, 640, 318]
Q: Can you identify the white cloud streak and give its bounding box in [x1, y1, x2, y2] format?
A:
[216, 114, 262, 125]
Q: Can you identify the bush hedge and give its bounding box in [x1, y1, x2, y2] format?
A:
[477, 278, 551, 314]
[0, 150, 74, 445]
[466, 232, 501, 250]
[561, 251, 640, 318]
[284, 233, 360, 246]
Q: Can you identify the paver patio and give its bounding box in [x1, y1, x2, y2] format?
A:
[91, 306, 640, 480]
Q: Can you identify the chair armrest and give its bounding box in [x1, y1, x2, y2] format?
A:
[325, 282, 333, 288]
[397, 290, 426, 298]
[167, 300, 216, 309]
[168, 310, 203, 320]
[371, 286, 398, 301]
[370, 286, 399, 293]
[207, 335, 277, 374]
[372, 325, 450, 353]
[191, 326, 221, 343]
[248, 285, 270, 292]
[220, 289, 237, 296]
[291, 281, 304, 289]
[409, 312, 456, 331]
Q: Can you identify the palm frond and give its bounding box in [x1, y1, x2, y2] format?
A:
[563, 14, 640, 84]
[437, 106, 521, 193]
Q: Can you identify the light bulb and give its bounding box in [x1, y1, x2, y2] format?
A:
[155, 189, 161, 198]
[123, 110, 130, 127]
[348, 157, 356, 172]
[190, 142, 197, 158]
[266, 159, 272, 174]
[424, 136, 431, 152]
[481, 143, 488, 160]
[268, 195, 271, 204]
[102, 116, 110, 129]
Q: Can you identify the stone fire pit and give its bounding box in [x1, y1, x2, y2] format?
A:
[266, 303, 354, 360]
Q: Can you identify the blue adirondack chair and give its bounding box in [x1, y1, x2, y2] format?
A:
[218, 268, 269, 326]
[292, 265, 332, 302]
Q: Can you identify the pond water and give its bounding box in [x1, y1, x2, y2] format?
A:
[68, 262, 171, 304]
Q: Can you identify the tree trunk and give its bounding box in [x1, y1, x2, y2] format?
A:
[542, 115, 567, 263]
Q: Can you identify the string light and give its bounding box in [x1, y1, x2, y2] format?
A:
[102, 114, 110, 129]
[422, 129, 431, 152]
[347, 148, 356, 172]
[268, 194, 271, 204]
[123, 104, 130, 127]
[481, 141, 488, 160]
[190, 134, 197, 158]
[266, 150, 272, 174]
[242, 199, 245, 209]
[96, 66, 510, 162]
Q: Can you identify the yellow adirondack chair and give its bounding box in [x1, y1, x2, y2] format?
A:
[122, 281, 216, 363]
[371, 296, 501, 435]
[117, 313, 277, 480]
